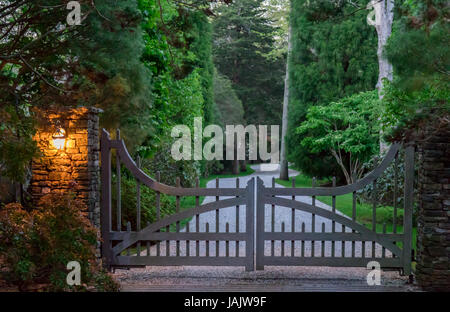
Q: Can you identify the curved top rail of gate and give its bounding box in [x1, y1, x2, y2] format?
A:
[101, 129, 246, 197]
[266, 142, 401, 197]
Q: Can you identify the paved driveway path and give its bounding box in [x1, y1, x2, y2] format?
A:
[115, 165, 417, 291]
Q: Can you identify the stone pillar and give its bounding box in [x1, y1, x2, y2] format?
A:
[415, 119, 450, 291]
[30, 107, 102, 231]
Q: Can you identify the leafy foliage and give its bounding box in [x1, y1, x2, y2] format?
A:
[297, 91, 381, 184]
[112, 168, 176, 231]
[213, 70, 245, 127]
[287, 0, 378, 178]
[358, 152, 405, 209]
[0, 193, 119, 291]
[382, 0, 450, 140]
[0, 105, 38, 182]
[212, 0, 285, 126]
[0, 0, 153, 180]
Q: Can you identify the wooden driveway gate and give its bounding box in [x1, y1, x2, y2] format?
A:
[101, 129, 413, 275]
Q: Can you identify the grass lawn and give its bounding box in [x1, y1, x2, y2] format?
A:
[276, 173, 417, 253]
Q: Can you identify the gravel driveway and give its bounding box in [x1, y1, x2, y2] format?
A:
[114, 165, 416, 291]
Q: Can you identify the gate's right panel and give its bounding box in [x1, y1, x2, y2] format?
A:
[255, 143, 414, 276]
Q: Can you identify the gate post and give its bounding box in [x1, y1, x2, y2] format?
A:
[31, 107, 102, 258]
[255, 177, 265, 270]
[245, 177, 255, 271]
[402, 144, 415, 276]
[100, 129, 113, 269]
[415, 119, 450, 291]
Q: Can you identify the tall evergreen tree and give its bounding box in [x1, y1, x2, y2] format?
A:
[381, 0, 449, 141]
[188, 11, 215, 125]
[287, 0, 378, 179]
[212, 0, 284, 126]
[0, 0, 153, 181]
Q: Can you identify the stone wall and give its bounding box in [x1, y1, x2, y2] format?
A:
[415, 117, 450, 291]
[30, 107, 102, 232]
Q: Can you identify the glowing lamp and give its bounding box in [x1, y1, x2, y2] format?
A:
[52, 128, 66, 150]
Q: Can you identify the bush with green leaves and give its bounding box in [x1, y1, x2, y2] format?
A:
[382, 0, 449, 141]
[112, 167, 177, 231]
[287, 0, 378, 179]
[358, 152, 405, 209]
[296, 91, 381, 184]
[357, 151, 419, 225]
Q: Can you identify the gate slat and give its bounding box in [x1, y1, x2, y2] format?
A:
[236, 178, 240, 257]
[291, 178, 295, 257]
[393, 154, 398, 234]
[312, 177, 316, 257]
[271, 177, 275, 257]
[156, 172, 161, 257]
[136, 156, 141, 257]
[195, 177, 200, 257]
[146, 221, 150, 256]
[216, 178, 219, 257]
[301, 223, 305, 257]
[332, 177, 336, 257]
[372, 180, 377, 258]
[166, 225, 170, 257]
[126, 221, 131, 256]
[362, 240, 366, 258]
[321, 223, 325, 257]
[393, 154, 398, 258]
[176, 177, 180, 257]
[186, 221, 190, 257]
[352, 190, 356, 258]
[206, 223, 210, 257]
[226, 223, 230, 257]
[116, 129, 121, 232]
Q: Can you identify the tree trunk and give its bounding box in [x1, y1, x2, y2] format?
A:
[240, 159, 247, 172]
[232, 159, 240, 175]
[367, 0, 394, 154]
[279, 25, 292, 181]
[331, 149, 352, 185]
[232, 141, 240, 175]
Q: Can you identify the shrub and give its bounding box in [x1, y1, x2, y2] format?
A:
[146, 142, 200, 187]
[357, 152, 406, 209]
[112, 172, 175, 231]
[357, 150, 419, 225]
[0, 193, 119, 291]
[0, 203, 35, 286]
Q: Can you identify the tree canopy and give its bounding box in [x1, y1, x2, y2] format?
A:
[212, 0, 285, 126]
[286, 0, 378, 179]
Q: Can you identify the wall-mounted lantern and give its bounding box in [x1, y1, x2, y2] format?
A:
[52, 128, 66, 150]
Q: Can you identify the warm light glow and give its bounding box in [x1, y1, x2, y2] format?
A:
[52, 128, 66, 150]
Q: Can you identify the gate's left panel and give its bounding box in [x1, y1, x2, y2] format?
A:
[101, 129, 255, 271]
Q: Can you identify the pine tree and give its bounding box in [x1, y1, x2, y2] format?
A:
[381, 0, 449, 140]
[212, 0, 284, 126]
[287, 0, 378, 179]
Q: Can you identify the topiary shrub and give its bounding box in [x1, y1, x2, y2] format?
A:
[0, 193, 119, 291]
